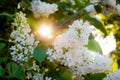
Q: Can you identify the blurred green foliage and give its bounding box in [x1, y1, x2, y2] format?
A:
[0, 0, 20, 39]
[0, 0, 120, 80]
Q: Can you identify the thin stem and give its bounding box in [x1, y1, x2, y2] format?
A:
[56, 3, 89, 29]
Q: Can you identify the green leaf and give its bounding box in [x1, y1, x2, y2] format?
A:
[74, 0, 81, 7]
[83, 15, 107, 36]
[33, 43, 47, 62]
[0, 65, 4, 77]
[86, 34, 103, 54]
[87, 39, 103, 54]
[91, 18, 107, 36]
[0, 43, 6, 49]
[89, 33, 94, 40]
[0, 57, 7, 64]
[94, 5, 102, 13]
[74, 0, 86, 7]
[6, 62, 24, 79]
[56, 77, 64, 80]
[89, 73, 106, 80]
[61, 71, 72, 80]
[57, 2, 71, 9]
[22, 0, 30, 5]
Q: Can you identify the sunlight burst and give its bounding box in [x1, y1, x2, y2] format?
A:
[38, 24, 53, 39]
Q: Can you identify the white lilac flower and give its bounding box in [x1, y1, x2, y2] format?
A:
[104, 0, 120, 16]
[9, 11, 54, 80]
[84, 4, 96, 17]
[29, 61, 40, 71]
[95, 34, 116, 55]
[47, 19, 112, 76]
[91, 52, 112, 72]
[103, 69, 120, 80]
[116, 4, 120, 15]
[26, 72, 32, 79]
[30, 0, 58, 18]
[70, 52, 112, 75]
[70, 0, 75, 5]
[25, 61, 43, 80]
[32, 73, 53, 80]
[45, 77, 52, 80]
[60, 0, 75, 5]
[26, 72, 53, 80]
[9, 11, 39, 64]
[106, 0, 116, 8]
[90, 0, 101, 4]
[33, 73, 44, 80]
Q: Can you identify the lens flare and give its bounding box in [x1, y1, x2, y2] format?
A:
[38, 24, 53, 39]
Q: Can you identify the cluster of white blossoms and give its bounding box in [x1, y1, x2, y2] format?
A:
[106, 0, 120, 15]
[26, 61, 41, 79]
[85, 0, 100, 13]
[90, 0, 100, 4]
[27, 71, 52, 80]
[116, 4, 120, 14]
[27, 73, 52, 80]
[106, 0, 116, 8]
[47, 19, 112, 76]
[25, 61, 52, 80]
[9, 11, 39, 64]
[30, 0, 58, 18]
[84, 4, 96, 17]
[95, 34, 116, 55]
[85, 0, 120, 17]
[60, 0, 75, 5]
[9, 11, 53, 80]
[103, 69, 120, 80]
[60, 0, 100, 5]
